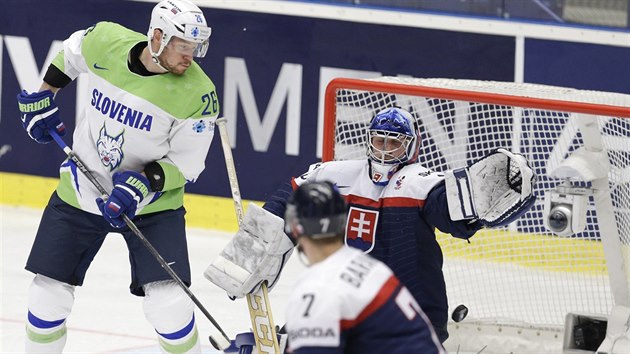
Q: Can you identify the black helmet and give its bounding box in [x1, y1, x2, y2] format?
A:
[284, 181, 348, 239]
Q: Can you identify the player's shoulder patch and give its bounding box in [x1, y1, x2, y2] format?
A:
[385, 163, 444, 197]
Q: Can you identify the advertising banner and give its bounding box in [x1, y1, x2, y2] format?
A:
[1, 0, 628, 203]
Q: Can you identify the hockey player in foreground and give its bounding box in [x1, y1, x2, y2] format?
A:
[17, 0, 218, 352]
[205, 107, 536, 343]
[232, 181, 446, 353]
[284, 181, 445, 353]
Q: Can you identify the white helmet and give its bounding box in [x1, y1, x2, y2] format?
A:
[147, 0, 212, 59]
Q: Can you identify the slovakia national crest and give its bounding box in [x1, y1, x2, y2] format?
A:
[345, 207, 379, 253]
[372, 172, 383, 182]
[96, 124, 124, 171]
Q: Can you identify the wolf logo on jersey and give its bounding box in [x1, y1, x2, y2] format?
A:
[97, 124, 124, 171]
[345, 207, 378, 253]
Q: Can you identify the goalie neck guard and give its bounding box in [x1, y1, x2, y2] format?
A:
[147, 0, 212, 60]
[285, 181, 348, 240]
[366, 107, 421, 186]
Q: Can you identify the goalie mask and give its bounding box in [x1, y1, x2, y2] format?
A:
[366, 107, 421, 186]
[285, 181, 348, 241]
[148, 0, 212, 63]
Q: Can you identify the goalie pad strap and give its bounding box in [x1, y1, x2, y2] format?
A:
[210, 256, 250, 283]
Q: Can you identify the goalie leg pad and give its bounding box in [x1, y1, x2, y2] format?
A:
[143, 281, 201, 354]
[204, 203, 295, 298]
[445, 148, 536, 227]
[26, 275, 75, 353]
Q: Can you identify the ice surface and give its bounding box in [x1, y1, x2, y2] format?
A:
[0, 205, 306, 354]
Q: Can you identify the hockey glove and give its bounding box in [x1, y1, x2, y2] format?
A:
[96, 171, 150, 228]
[17, 90, 66, 144]
[445, 148, 536, 227]
[225, 327, 288, 354]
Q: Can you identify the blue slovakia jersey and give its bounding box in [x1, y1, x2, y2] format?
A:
[266, 160, 481, 342]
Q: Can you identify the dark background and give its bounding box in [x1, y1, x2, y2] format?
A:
[1, 0, 628, 201]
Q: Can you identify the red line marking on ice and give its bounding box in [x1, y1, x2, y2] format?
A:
[1, 317, 155, 340]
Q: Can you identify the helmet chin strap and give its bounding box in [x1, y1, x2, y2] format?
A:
[150, 55, 169, 73]
[147, 35, 169, 73]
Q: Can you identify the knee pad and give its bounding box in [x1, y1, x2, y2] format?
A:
[144, 281, 200, 353]
[143, 280, 195, 334]
[28, 274, 75, 326]
[26, 275, 75, 352]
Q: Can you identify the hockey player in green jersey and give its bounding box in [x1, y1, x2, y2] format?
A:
[16, 1, 218, 353]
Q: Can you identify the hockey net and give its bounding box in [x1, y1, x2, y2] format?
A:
[323, 77, 630, 353]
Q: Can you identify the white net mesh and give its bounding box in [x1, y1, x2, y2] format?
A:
[325, 77, 630, 333]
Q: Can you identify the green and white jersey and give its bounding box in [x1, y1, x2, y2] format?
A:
[52, 22, 219, 215]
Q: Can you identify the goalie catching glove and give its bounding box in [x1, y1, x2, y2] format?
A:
[445, 148, 536, 227]
[204, 203, 294, 298]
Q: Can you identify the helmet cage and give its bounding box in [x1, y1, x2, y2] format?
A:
[366, 107, 420, 166]
[148, 0, 212, 59]
[365, 107, 420, 185]
[367, 130, 415, 165]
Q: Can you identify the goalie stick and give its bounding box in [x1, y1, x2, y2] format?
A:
[215, 117, 281, 354]
[48, 130, 231, 351]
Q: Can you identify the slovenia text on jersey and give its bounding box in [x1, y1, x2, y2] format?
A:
[91, 88, 153, 131]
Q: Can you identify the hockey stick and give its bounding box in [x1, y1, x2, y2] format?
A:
[48, 130, 231, 351]
[215, 117, 281, 354]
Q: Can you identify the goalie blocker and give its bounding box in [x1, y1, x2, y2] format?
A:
[204, 203, 294, 298]
[445, 148, 536, 227]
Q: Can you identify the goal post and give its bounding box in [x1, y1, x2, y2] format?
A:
[323, 77, 630, 353]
